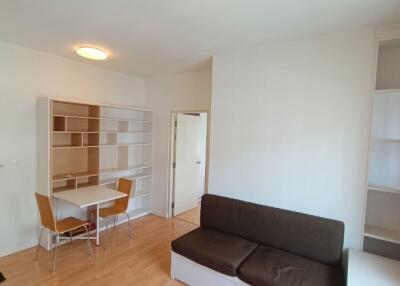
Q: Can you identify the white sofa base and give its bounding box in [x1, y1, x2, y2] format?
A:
[171, 251, 250, 286]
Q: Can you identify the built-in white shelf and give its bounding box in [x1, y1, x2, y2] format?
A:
[100, 173, 152, 186]
[375, 89, 400, 94]
[364, 225, 400, 245]
[53, 131, 152, 135]
[119, 143, 152, 146]
[128, 173, 152, 180]
[134, 190, 151, 199]
[52, 143, 152, 149]
[372, 138, 400, 143]
[52, 146, 92, 149]
[53, 114, 152, 123]
[52, 172, 99, 182]
[368, 185, 400, 195]
[100, 165, 151, 175]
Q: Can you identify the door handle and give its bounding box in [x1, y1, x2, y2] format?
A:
[196, 161, 201, 164]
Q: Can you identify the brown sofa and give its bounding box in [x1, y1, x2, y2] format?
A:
[172, 194, 345, 286]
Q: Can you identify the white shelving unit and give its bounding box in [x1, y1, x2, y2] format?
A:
[363, 38, 400, 260]
[37, 97, 153, 250]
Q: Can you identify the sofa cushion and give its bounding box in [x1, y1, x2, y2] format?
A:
[238, 246, 344, 286]
[171, 227, 258, 276]
[201, 194, 344, 266]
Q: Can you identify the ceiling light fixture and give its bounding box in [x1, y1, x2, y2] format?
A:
[76, 46, 107, 60]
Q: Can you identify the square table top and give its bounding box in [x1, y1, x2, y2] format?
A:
[52, 185, 127, 208]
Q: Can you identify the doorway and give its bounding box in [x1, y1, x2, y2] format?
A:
[169, 112, 208, 224]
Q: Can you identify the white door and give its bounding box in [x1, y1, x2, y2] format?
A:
[173, 113, 201, 216]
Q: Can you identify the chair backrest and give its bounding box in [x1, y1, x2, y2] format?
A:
[35, 193, 56, 232]
[114, 178, 133, 211]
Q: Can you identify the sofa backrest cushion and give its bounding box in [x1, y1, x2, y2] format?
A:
[200, 194, 344, 266]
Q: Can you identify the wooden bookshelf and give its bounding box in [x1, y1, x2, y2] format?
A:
[38, 97, 153, 250]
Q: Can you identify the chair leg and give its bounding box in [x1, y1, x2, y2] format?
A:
[34, 228, 44, 262]
[104, 216, 110, 250]
[113, 215, 116, 230]
[89, 213, 94, 231]
[84, 226, 93, 257]
[126, 212, 133, 244]
[52, 234, 59, 273]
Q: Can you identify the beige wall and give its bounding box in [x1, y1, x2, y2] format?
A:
[0, 41, 145, 256]
[145, 70, 212, 216]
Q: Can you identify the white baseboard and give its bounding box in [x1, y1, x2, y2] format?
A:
[0, 238, 37, 258]
[171, 251, 250, 286]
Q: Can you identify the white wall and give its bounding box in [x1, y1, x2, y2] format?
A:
[0, 41, 145, 256]
[208, 28, 376, 249]
[145, 71, 212, 216]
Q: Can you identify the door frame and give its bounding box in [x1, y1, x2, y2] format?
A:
[167, 110, 210, 218]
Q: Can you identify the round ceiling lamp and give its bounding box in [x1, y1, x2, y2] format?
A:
[76, 46, 107, 60]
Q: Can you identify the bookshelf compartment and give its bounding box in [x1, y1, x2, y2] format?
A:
[99, 119, 129, 132]
[77, 176, 99, 189]
[129, 120, 153, 133]
[83, 133, 99, 147]
[368, 141, 400, 187]
[53, 132, 82, 148]
[127, 145, 152, 167]
[52, 179, 76, 193]
[365, 191, 400, 234]
[100, 119, 118, 132]
[53, 101, 100, 118]
[66, 117, 99, 132]
[100, 133, 117, 146]
[119, 121, 129, 132]
[118, 132, 152, 145]
[100, 106, 152, 121]
[52, 148, 99, 179]
[53, 116, 66, 131]
[364, 236, 400, 261]
[99, 145, 130, 172]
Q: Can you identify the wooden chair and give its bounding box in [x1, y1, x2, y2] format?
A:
[89, 178, 133, 249]
[34, 193, 93, 272]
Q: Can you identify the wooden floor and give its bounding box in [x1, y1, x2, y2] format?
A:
[174, 206, 200, 225]
[0, 215, 198, 286]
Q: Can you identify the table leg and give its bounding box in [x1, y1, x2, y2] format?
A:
[96, 203, 100, 246]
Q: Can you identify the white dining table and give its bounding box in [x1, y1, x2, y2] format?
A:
[52, 185, 127, 246]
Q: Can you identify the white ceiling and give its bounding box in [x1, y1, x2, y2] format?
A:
[1, 0, 400, 77]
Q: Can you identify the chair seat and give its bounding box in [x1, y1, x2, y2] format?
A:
[91, 206, 125, 218]
[171, 227, 258, 276]
[56, 217, 89, 233]
[237, 246, 344, 286]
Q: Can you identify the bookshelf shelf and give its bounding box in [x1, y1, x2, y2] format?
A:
[368, 185, 400, 195]
[364, 225, 400, 245]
